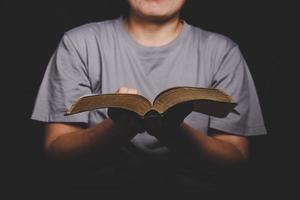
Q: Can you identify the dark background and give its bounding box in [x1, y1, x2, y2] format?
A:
[1, 0, 284, 196]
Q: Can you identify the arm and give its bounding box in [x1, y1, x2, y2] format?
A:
[154, 123, 248, 167]
[44, 119, 134, 161]
[44, 87, 142, 167]
[145, 104, 248, 167]
[180, 123, 248, 166]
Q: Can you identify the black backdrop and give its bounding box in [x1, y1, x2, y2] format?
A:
[1, 0, 283, 196]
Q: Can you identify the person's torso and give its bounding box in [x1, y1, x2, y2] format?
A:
[66, 17, 232, 155]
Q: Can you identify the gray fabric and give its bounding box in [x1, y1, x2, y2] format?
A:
[31, 17, 267, 155]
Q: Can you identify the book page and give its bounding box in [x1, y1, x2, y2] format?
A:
[65, 93, 152, 116]
[153, 87, 236, 117]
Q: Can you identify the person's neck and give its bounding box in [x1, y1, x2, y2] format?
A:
[124, 14, 183, 47]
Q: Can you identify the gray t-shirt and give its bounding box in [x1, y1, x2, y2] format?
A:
[31, 17, 266, 156]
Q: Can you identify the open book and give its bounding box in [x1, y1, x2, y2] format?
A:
[65, 86, 237, 119]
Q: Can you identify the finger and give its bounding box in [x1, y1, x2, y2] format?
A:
[127, 88, 138, 94]
[117, 87, 129, 94]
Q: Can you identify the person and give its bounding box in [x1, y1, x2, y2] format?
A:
[31, 0, 267, 192]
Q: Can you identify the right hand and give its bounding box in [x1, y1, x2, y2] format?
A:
[145, 103, 193, 139]
[107, 87, 145, 135]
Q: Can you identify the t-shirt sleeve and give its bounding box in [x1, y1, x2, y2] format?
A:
[209, 45, 267, 136]
[31, 33, 91, 124]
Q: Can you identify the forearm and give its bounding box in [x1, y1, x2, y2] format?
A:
[158, 123, 247, 167]
[46, 119, 134, 161]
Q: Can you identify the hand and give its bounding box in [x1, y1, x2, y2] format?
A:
[146, 102, 193, 139]
[163, 103, 193, 128]
[107, 87, 145, 135]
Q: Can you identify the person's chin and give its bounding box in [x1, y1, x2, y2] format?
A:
[140, 12, 177, 23]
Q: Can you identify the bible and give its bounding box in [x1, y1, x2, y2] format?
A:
[65, 86, 237, 119]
